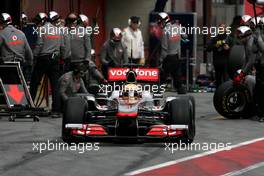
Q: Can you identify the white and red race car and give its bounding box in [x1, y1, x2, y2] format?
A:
[62, 67, 195, 143]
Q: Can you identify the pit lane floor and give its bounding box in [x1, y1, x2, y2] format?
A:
[0, 93, 263, 176]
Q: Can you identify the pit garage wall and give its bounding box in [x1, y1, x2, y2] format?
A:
[20, 0, 172, 62]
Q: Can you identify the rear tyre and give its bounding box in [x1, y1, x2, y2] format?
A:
[168, 96, 195, 143]
[213, 80, 255, 119]
[62, 97, 87, 143]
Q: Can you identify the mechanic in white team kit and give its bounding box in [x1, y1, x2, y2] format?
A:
[122, 16, 145, 65]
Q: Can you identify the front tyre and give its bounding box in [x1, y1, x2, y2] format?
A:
[168, 96, 195, 143]
[62, 97, 87, 143]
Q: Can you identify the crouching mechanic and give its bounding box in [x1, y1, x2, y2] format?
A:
[235, 26, 264, 122]
[83, 59, 107, 90]
[57, 62, 88, 112]
[57, 61, 107, 112]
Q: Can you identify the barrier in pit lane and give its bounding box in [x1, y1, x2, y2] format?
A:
[0, 62, 48, 121]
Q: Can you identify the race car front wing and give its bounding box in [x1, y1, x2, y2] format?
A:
[64, 123, 188, 141]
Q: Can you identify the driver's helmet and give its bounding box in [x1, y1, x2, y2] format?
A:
[126, 70, 137, 84]
[123, 84, 138, 97]
[123, 83, 140, 104]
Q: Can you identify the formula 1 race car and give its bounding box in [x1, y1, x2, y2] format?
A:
[62, 67, 195, 143]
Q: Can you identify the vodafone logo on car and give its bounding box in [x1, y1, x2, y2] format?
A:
[108, 68, 159, 81]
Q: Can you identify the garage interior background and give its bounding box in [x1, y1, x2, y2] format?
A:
[0, 0, 254, 76]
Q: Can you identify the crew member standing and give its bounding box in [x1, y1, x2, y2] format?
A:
[157, 12, 187, 93]
[207, 23, 232, 88]
[30, 11, 66, 117]
[67, 13, 92, 65]
[77, 14, 107, 87]
[235, 26, 264, 122]
[0, 13, 33, 66]
[100, 28, 128, 78]
[122, 16, 145, 65]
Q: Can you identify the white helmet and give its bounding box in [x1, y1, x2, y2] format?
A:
[79, 14, 89, 26]
[34, 12, 48, 25]
[250, 16, 261, 26]
[157, 12, 170, 24]
[21, 13, 28, 20]
[241, 15, 252, 24]
[0, 13, 12, 25]
[237, 26, 252, 38]
[48, 11, 60, 22]
[110, 28, 122, 42]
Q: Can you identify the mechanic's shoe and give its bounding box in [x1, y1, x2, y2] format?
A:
[258, 117, 264, 122]
[51, 112, 62, 118]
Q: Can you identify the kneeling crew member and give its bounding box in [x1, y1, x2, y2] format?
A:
[58, 62, 88, 111]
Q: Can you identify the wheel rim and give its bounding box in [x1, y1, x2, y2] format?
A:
[225, 91, 247, 113]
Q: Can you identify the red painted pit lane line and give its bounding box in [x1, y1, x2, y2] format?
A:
[126, 138, 264, 176]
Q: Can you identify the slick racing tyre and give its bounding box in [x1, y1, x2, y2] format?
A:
[213, 80, 255, 119]
[168, 96, 195, 143]
[227, 45, 245, 78]
[62, 97, 87, 143]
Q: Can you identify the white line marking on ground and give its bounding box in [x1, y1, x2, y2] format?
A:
[125, 137, 264, 176]
[222, 162, 264, 176]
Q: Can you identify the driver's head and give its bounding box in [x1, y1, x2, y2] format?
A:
[123, 84, 139, 99]
[126, 71, 137, 84]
